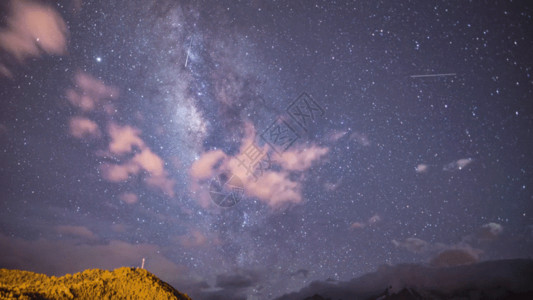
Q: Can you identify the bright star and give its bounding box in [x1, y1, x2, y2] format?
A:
[96, 57, 102, 62]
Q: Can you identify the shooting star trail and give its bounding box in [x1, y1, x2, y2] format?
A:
[410, 73, 456, 78]
[185, 37, 192, 67]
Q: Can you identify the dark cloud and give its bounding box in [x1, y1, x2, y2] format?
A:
[290, 269, 309, 278]
[198, 289, 247, 300]
[215, 270, 260, 289]
[429, 247, 481, 267]
[189, 269, 260, 300]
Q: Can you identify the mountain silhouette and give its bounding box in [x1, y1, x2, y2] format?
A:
[277, 259, 533, 300]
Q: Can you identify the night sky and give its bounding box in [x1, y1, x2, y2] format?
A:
[1, 1, 532, 299]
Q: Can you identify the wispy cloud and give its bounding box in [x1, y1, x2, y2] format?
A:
[55, 225, 97, 240]
[415, 163, 429, 173]
[323, 178, 342, 191]
[326, 129, 347, 142]
[119, 192, 139, 205]
[349, 131, 371, 147]
[391, 237, 429, 253]
[349, 222, 366, 230]
[350, 214, 382, 230]
[176, 230, 208, 248]
[415, 158, 474, 174]
[443, 158, 473, 171]
[66, 72, 119, 112]
[69, 117, 100, 139]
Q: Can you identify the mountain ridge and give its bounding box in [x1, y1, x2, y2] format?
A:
[277, 258, 533, 300]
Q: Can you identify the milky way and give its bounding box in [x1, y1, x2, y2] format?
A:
[1, 1, 532, 300]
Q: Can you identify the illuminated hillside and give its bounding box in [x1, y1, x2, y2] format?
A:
[0, 267, 191, 299]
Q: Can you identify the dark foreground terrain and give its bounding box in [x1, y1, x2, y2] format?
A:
[278, 259, 533, 300]
[0, 267, 191, 299]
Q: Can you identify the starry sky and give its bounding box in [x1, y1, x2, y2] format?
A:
[0, 1, 532, 299]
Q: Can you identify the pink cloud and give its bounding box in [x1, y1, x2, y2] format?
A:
[133, 148, 175, 196]
[132, 148, 165, 177]
[189, 122, 328, 209]
[244, 171, 302, 209]
[456, 158, 473, 170]
[0, 64, 13, 78]
[189, 150, 227, 180]
[111, 224, 128, 233]
[63, 71, 175, 197]
[224, 124, 303, 209]
[415, 163, 429, 173]
[349, 214, 382, 230]
[443, 158, 474, 171]
[350, 222, 366, 230]
[66, 72, 119, 112]
[69, 117, 100, 138]
[176, 230, 208, 248]
[100, 143, 175, 195]
[0, 0, 68, 63]
[100, 162, 140, 182]
[276, 145, 329, 171]
[119, 192, 138, 205]
[430, 246, 482, 267]
[108, 123, 145, 155]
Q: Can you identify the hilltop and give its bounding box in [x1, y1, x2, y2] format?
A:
[0, 267, 191, 299]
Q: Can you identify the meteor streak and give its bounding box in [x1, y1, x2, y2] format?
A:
[185, 37, 192, 67]
[410, 73, 456, 78]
